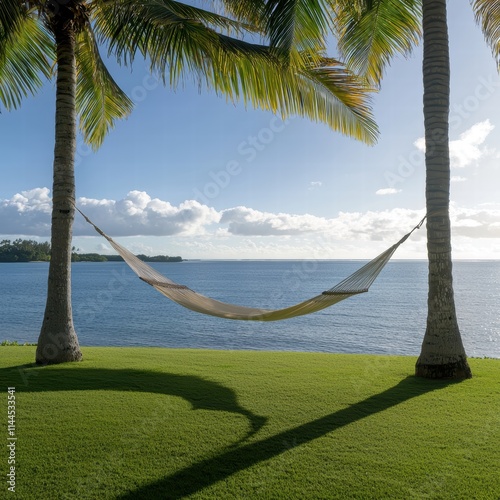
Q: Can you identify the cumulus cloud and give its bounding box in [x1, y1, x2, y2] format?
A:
[218, 206, 428, 241]
[415, 119, 497, 168]
[0, 189, 219, 237]
[375, 188, 401, 195]
[450, 205, 500, 238]
[0, 188, 52, 235]
[220, 207, 331, 235]
[76, 191, 220, 236]
[308, 181, 323, 191]
[328, 209, 427, 242]
[220, 206, 500, 241]
[2, 189, 500, 251]
[450, 120, 495, 167]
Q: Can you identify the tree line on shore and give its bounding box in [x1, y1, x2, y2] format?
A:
[0, 239, 182, 263]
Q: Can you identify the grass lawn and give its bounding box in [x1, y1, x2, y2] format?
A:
[1, 347, 499, 499]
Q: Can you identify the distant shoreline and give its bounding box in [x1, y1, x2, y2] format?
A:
[0, 254, 183, 263]
[0, 239, 183, 263]
[2, 257, 500, 263]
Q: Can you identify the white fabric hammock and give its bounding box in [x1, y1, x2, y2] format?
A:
[77, 208, 425, 321]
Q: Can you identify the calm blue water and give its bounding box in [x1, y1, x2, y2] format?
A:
[1, 260, 499, 358]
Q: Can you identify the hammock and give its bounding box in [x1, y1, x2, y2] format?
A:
[77, 208, 425, 321]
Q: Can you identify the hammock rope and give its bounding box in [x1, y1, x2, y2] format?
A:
[76, 208, 426, 321]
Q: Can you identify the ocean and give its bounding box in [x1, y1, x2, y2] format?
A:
[1, 260, 499, 358]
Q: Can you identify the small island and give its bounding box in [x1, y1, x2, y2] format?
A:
[0, 239, 182, 263]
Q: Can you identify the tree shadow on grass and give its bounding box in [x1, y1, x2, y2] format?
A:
[0, 364, 266, 442]
[114, 375, 454, 499]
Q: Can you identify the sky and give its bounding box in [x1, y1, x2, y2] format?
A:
[1, 0, 500, 260]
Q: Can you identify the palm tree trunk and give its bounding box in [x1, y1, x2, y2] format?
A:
[36, 19, 82, 364]
[415, 0, 471, 379]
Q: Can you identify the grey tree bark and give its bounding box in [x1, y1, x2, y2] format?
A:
[36, 17, 82, 364]
[415, 0, 471, 379]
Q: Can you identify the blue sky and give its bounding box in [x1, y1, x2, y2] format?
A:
[1, 0, 500, 259]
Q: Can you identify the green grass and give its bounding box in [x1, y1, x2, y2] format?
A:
[1, 347, 499, 499]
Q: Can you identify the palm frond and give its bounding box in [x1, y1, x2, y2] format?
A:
[75, 25, 134, 149]
[217, 49, 379, 144]
[332, 0, 421, 85]
[94, 0, 377, 143]
[472, 0, 500, 69]
[185, 43, 378, 143]
[0, 13, 53, 110]
[94, 0, 274, 82]
[295, 55, 379, 143]
[214, 0, 267, 29]
[94, 0, 261, 65]
[0, 1, 24, 35]
[263, 0, 331, 53]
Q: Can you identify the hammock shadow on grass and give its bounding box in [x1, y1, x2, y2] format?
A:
[0, 365, 266, 443]
[116, 375, 454, 499]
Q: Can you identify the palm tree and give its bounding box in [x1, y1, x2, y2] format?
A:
[416, 0, 471, 378]
[332, 0, 500, 378]
[1, 1, 378, 365]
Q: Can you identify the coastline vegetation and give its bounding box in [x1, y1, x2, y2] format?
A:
[0, 340, 37, 346]
[0, 239, 182, 263]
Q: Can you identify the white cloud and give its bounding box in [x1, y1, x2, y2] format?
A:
[0, 189, 219, 237]
[220, 207, 331, 235]
[327, 208, 427, 242]
[414, 137, 426, 152]
[96, 243, 111, 253]
[414, 119, 496, 168]
[218, 207, 431, 243]
[450, 205, 500, 238]
[0, 189, 428, 243]
[451, 176, 467, 182]
[76, 191, 219, 236]
[185, 207, 500, 258]
[375, 188, 401, 195]
[0, 188, 52, 235]
[2, 189, 500, 259]
[450, 120, 495, 167]
[308, 181, 323, 191]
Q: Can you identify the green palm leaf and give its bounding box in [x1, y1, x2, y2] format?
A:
[333, 0, 421, 85]
[95, 0, 377, 143]
[217, 49, 378, 143]
[93, 0, 260, 65]
[0, 1, 24, 35]
[0, 13, 53, 110]
[295, 55, 379, 143]
[263, 0, 332, 53]
[75, 25, 133, 149]
[216, 0, 267, 29]
[472, 0, 500, 69]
